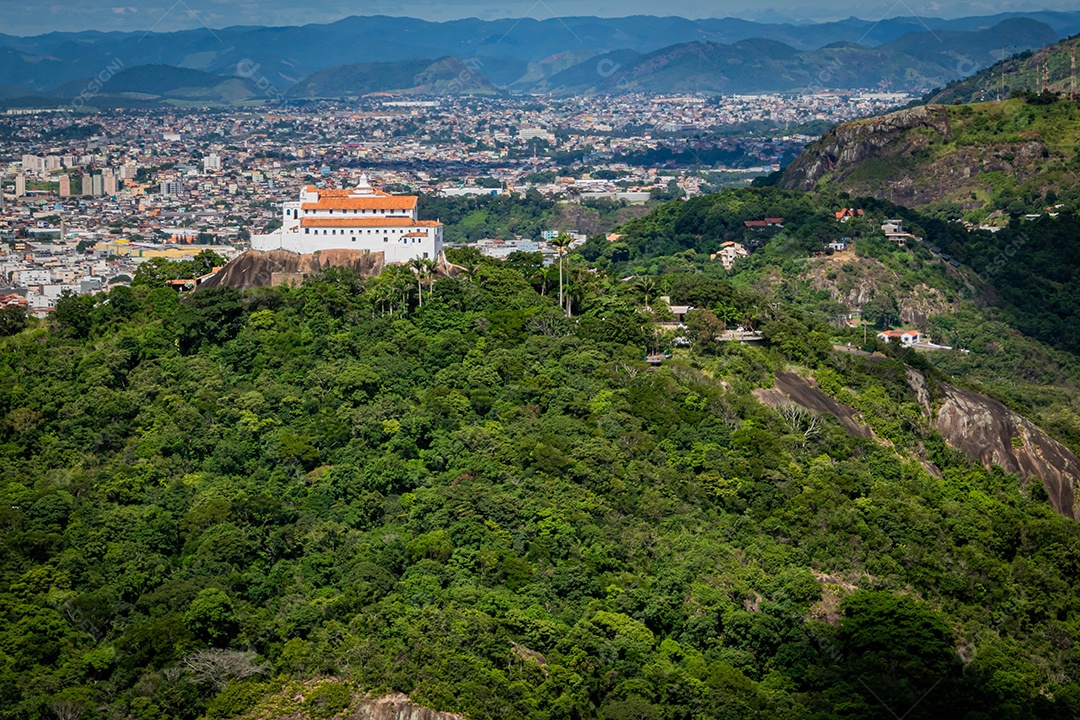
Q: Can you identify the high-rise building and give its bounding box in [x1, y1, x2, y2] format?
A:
[14, 174, 26, 197]
[80, 173, 92, 197]
[59, 174, 71, 197]
[91, 174, 104, 196]
[103, 171, 117, 196]
[20, 155, 44, 173]
[45, 156, 61, 171]
[159, 180, 183, 196]
[120, 161, 138, 180]
[203, 153, 222, 172]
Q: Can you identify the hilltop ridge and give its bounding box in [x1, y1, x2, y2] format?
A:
[779, 98, 1080, 217]
[926, 31, 1080, 104]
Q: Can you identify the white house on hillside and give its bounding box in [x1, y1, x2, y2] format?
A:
[712, 241, 748, 269]
[877, 329, 923, 347]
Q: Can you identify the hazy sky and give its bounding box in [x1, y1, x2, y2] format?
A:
[1, 0, 1077, 35]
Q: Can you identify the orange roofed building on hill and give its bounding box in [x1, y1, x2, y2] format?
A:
[250, 175, 443, 263]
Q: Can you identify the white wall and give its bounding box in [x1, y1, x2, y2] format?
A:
[251, 227, 442, 264]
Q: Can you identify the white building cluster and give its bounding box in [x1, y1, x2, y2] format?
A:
[250, 175, 443, 263]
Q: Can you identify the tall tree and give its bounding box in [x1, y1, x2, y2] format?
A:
[408, 258, 426, 307]
[551, 232, 573, 316]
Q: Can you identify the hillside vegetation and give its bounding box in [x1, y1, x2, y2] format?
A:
[927, 32, 1080, 105]
[780, 98, 1080, 220]
[3, 244, 1080, 719]
[576, 188, 1080, 448]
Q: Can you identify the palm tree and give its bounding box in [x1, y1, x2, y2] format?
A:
[635, 275, 658, 310]
[408, 258, 426, 307]
[422, 257, 437, 297]
[529, 266, 549, 296]
[551, 232, 573, 316]
[459, 260, 480, 283]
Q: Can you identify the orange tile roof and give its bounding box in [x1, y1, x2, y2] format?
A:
[300, 218, 441, 228]
[302, 196, 417, 210]
[306, 186, 391, 197]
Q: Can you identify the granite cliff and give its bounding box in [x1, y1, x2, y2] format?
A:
[779, 100, 1073, 214]
[763, 364, 1080, 521]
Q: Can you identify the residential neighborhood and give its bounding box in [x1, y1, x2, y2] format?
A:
[0, 90, 920, 315]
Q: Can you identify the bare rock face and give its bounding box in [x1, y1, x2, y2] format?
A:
[350, 694, 466, 720]
[200, 250, 386, 290]
[755, 371, 872, 438]
[781, 105, 952, 193]
[905, 367, 932, 418]
[935, 384, 1080, 520]
[200, 250, 461, 291]
[764, 364, 1080, 521]
[780, 103, 1053, 209]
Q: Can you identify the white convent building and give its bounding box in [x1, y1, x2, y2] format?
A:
[250, 175, 443, 263]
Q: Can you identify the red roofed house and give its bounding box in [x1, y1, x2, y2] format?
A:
[744, 218, 784, 230]
[877, 329, 923, 347]
[835, 208, 865, 222]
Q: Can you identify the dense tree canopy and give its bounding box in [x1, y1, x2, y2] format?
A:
[1, 253, 1079, 720]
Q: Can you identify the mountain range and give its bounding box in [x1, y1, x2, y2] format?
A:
[0, 12, 1076, 105]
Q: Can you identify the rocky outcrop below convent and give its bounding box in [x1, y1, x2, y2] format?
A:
[200, 250, 459, 291]
[349, 693, 466, 720]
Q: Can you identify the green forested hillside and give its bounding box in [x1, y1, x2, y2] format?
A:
[582, 188, 1080, 356]
[926, 33, 1080, 105]
[2, 252, 1080, 720]
[580, 188, 1080, 450]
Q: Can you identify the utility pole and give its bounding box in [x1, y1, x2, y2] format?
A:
[1071, 47, 1076, 100]
[999, 41, 1006, 101]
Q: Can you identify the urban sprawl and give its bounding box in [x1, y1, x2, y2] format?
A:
[0, 91, 913, 313]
